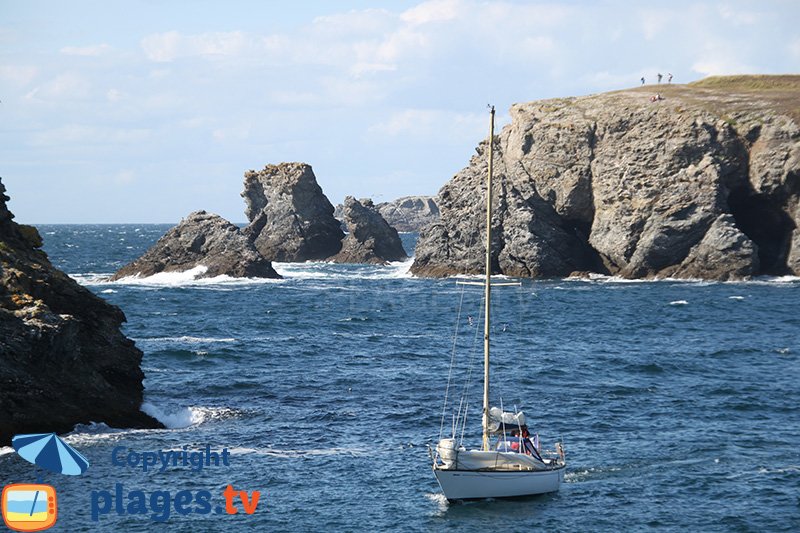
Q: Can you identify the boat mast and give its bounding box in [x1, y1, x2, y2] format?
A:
[482, 105, 495, 452]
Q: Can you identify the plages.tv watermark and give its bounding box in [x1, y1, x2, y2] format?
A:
[90, 444, 261, 523]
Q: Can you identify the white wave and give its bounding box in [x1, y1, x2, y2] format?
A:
[135, 335, 236, 344]
[425, 492, 450, 510]
[100, 288, 117, 294]
[744, 275, 800, 285]
[273, 257, 414, 280]
[227, 446, 369, 458]
[141, 403, 239, 429]
[728, 295, 745, 300]
[141, 403, 201, 429]
[69, 273, 113, 285]
[0, 446, 15, 457]
[775, 347, 791, 355]
[73, 265, 283, 288]
[669, 300, 689, 305]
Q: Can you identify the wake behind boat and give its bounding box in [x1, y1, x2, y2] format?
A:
[431, 106, 566, 501]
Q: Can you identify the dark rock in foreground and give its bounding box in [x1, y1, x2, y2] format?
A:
[0, 178, 161, 445]
[329, 197, 408, 264]
[242, 163, 344, 262]
[412, 75, 800, 280]
[111, 211, 280, 280]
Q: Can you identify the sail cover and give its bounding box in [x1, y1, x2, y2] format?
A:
[487, 407, 526, 434]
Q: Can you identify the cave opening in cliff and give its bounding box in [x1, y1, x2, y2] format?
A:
[563, 217, 610, 274]
[728, 190, 795, 274]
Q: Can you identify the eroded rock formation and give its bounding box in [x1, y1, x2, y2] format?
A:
[0, 178, 161, 445]
[111, 211, 280, 280]
[412, 75, 800, 280]
[242, 163, 344, 262]
[329, 197, 408, 264]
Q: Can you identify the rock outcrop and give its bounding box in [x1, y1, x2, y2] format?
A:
[336, 196, 440, 232]
[0, 178, 161, 445]
[412, 75, 800, 280]
[328, 197, 408, 264]
[111, 211, 280, 280]
[242, 163, 344, 262]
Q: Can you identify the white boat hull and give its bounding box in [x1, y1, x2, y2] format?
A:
[433, 466, 564, 501]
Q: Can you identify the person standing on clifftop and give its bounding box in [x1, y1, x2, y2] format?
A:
[641, 77, 645, 85]
[668, 73, 673, 83]
[657, 73, 663, 83]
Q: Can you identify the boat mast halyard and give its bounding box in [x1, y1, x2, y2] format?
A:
[482, 105, 495, 452]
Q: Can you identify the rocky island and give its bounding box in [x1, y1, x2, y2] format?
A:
[243, 163, 344, 262]
[0, 178, 161, 445]
[115, 162, 409, 278]
[335, 196, 440, 233]
[329, 197, 408, 264]
[412, 75, 800, 280]
[112, 211, 280, 280]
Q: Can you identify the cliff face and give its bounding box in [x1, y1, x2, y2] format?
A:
[412, 75, 800, 279]
[242, 163, 344, 262]
[0, 178, 161, 445]
[112, 211, 280, 280]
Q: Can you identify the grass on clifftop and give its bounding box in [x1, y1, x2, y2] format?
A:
[626, 74, 800, 124]
[689, 74, 800, 91]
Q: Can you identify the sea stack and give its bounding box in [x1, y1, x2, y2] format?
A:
[329, 197, 408, 264]
[412, 75, 800, 280]
[242, 163, 344, 262]
[111, 210, 280, 280]
[0, 178, 161, 445]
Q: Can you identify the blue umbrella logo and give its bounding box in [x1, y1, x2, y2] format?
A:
[11, 433, 89, 476]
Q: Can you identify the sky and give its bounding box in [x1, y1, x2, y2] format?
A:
[1, 0, 799, 223]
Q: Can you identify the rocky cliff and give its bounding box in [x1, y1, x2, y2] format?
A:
[329, 197, 408, 264]
[0, 178, 161, 445]
[242, 163, 344, 262]
[412, 75, 800, 280]
[111, 211, 280, 280]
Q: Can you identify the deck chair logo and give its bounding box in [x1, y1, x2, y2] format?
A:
[2, 433, 89, 532]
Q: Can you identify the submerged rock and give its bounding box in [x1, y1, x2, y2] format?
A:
[242, 163, 344, 262]
[412, 75, 800, 280]
[328, 197, 408, 264]
[0, 178, 162, 445]
[111, 211, 279, 280]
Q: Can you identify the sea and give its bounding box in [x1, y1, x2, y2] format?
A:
[1, 224, 798, 532]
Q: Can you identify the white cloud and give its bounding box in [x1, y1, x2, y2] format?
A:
[638, 8, 674, 40]
[369, 108, 484, 143]
[691, 57, 754, 76]
[690, 37, 757, 76]
[25, 72, 91, 101]
[401, 0, 460, 25]
[717, 5, 762, 26]
[141, 30, 249, 62]
[31, 125, 151, 146]
[60, 44, 112, 56]
[0, 65, 38, 86]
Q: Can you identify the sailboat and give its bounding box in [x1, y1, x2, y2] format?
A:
[431, 106, 566, 501]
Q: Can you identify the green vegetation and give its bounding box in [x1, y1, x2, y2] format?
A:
[689, 75, 800, 91]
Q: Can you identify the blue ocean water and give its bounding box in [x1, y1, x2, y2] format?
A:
[1, 224, 799, 531]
